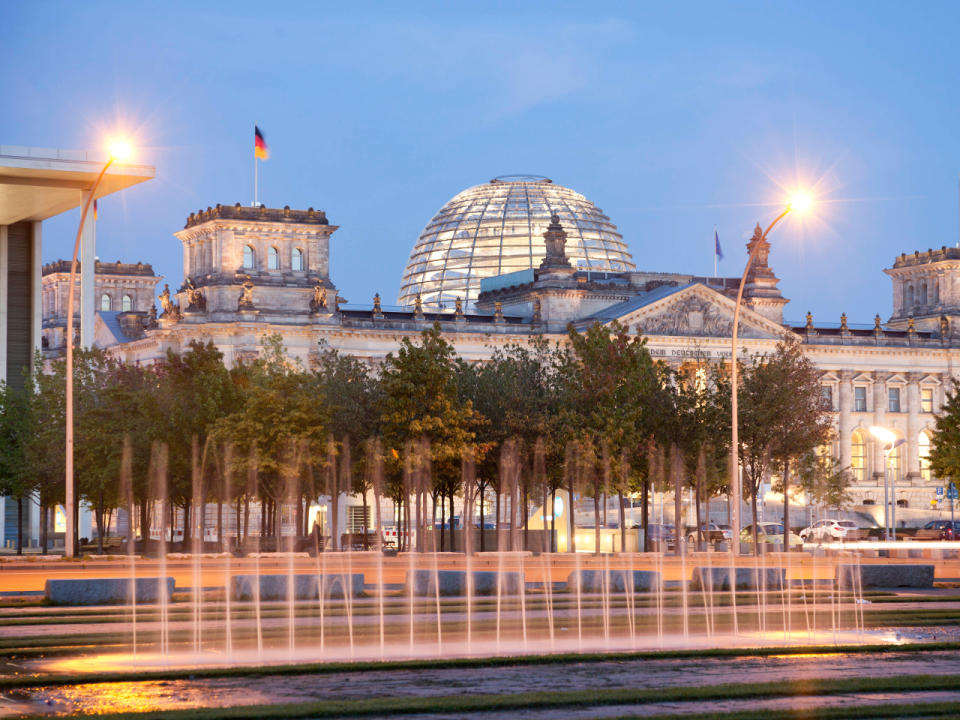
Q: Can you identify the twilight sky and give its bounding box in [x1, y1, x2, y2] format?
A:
[3, 1, 960, 325]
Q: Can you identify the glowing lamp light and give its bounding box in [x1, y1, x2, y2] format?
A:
[107, 139, 133, 162]
[869, 425, 897, 446]
[553, 495, 564, 519]
[788, 192, 812, 213]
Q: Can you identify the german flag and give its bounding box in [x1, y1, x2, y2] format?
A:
[254, 126, 269, 160]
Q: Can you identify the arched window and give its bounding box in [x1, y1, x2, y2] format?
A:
[920, 281, 928, 305]
[851, 430, 866, 483]
[100, 294, 112, 312]
[291, 247, 304, 271]
[933, 279, 940, 304]
[122, 294, 133, 312]
[918, 431, 932, 483]
[243, 245, 255, 269]
[906, 284, 915, 308]
[268, 246, 279, 270]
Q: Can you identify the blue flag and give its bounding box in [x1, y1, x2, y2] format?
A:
[714, 229, 723, 261]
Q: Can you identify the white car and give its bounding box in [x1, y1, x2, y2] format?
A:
[800, 519, 859, 543]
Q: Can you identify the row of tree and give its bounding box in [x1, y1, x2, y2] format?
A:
[0, 321, 846, 555]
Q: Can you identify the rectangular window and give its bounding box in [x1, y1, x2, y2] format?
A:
[921, 387, 934, 413]
[821, 385, 834, 410]
[854, 386, 867, 412]
[888, 387, 901, 413]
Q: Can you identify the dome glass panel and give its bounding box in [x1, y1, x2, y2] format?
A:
[399, 176, 635, 309]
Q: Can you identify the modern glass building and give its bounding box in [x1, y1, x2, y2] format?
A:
[398, 175, 635, 309]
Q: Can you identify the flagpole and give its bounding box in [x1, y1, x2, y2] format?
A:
[254, 122, 259, 207]
[713, 225, 718, 278]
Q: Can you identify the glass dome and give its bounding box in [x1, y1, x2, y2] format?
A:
[398, 176, 635, 309]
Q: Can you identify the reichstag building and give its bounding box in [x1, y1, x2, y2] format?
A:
[53, 175, 960, 519]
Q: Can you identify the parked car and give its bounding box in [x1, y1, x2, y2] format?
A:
[740, 522, 803, 547]
[799, 519, 859, 543]
[644, 524, 676, 547]
[684, 523, 732, 544]
[920, 520, 958, 540]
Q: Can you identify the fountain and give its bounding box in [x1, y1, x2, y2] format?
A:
[41, 437, 888, 675]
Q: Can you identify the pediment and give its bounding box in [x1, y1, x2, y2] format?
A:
[613, 284, 788, 340]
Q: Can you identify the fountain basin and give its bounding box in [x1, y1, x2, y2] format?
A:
[568, 570, 659, 593]
[230, 573, 364, 600]
[836, 563, 934, 589]
[690, 566, 786, 591]
[406, 569, 524, 596]
[45, 577, 175, 606]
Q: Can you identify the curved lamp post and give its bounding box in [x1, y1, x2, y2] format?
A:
[869, 425, 906, 542]
[729, 193, 810, 555]
[64, 140, 132, 558]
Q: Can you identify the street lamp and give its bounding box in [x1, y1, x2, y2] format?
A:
[730, 194, 811, 554]
[64, 139, 132, 558]
[869, 425, 906, 542]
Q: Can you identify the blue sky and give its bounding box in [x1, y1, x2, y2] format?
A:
[3, 1, 960, 324]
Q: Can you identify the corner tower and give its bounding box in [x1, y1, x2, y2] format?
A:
[171, 203, 337, 319]
[884, 247, 960, 333]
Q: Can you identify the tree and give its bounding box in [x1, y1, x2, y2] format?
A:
[559, 320, 668, 553]
[0, 380, 33, 554]
[795, 449, 852, 518]
[930, 383, 960, 486]
[380, 324, 477, 551]
[738, 339, 832, 552]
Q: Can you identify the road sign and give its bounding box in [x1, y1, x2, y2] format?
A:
[937, 486, 944, 496]
[948, 485, 959, 500]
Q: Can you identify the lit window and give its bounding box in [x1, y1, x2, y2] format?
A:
[122, 294, 132, 312]
[821, 385, 834, 410]
[243, 245, 255, 269]
[919, 432, 932, 483]
[851, 430, 866, 483]
[268, 246, 279, 270]
[888, 387, 901, 413]
[292, 248, 304, 271]
[100, 294, 111, 312]
[888, 442, 901, 481]
[921, 387, 933, 413]
[854, 386, 867, 412]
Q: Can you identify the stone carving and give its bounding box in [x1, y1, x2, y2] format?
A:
[941, 314, 950, 337]
[494, 301, 504, 322]
[310, 282, 327, 314]
[805, 311, 814, 330]
[455, 296, 463, 318]
[540, 214, 572, 271]
[533, 297, 543, 323]
[184, 278, 206, 312]
[158, 284, 180, 320]
[840, 313, 849, 332]
[238, 277, 255, 311]
[147, 304, 158, 329]
[636, 294, 763, 338]
[414, 293, 424, 318]
[373, 293, 383, 318]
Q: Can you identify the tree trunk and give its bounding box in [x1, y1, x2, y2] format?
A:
[449, 492, 456, 553]
[782, 459, 791, 553]
[361, 491, 368, 546]
[96, 491, 105, 555]
[217, 499, 224, 553]
[641, 477, 649, 552]
[673, 447, 682, 556]
[39, 504, 48, 554]
[522, 486, 529, 552]
[695, 474, 703, 551]
[479, 484, 486, 552]
[618, 491, 626, 552]
[751, 479, 760, 556]
[593, 491, 601, 556]
[550, 488, 557, 553]
[567, 481, 576, 553]
[437, 491, 444, 552]
[16, 497, 23, 556]
[494, 489, 501, 551]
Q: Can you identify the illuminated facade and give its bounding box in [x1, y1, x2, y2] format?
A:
[398, 176, 635, 310]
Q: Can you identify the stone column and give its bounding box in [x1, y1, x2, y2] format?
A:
[838, 371, 854, 471]
[872, 373, 887, 484]
[906, 372, 921, 484]
[31, 222, 42, 364]
[0, 225, 8, 382]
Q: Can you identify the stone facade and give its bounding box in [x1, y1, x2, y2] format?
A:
[41, 259, 161, 353]
[105, 204, 960, 519]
